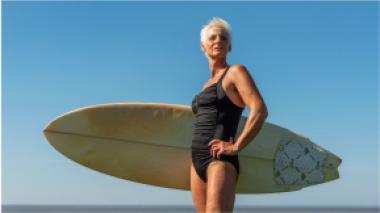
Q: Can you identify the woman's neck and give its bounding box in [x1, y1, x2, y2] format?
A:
[207, 58, 228, 77]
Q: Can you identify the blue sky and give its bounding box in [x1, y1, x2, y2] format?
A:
[2, 1, 379, 207]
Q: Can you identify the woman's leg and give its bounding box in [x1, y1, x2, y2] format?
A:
[190, 162, 207, 213]
[205, 160, 237, 213]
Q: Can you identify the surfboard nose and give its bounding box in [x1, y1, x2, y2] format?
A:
[323, 153, 342, 168]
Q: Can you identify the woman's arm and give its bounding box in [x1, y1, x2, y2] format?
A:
[230, 64, 268, 153]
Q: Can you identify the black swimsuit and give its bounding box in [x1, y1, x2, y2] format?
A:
[191, 66, 244, 183]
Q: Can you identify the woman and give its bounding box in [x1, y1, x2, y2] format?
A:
[190, 18, 269, 213]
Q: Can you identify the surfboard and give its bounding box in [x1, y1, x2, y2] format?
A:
[43, 102, 342, 194]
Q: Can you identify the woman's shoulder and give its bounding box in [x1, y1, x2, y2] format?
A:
[230, 64, 247, 70]
[229, 64, 250, 76]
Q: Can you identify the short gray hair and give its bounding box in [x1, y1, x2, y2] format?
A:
[200, 17, 232, 44]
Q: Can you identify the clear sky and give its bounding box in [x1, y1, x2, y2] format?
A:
[2, 1, 379, 207]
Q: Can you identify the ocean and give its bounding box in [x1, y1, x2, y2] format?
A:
[2, 205, 379, 213]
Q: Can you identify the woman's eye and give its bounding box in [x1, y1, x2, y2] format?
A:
[208, 34, 227, 42]
[209, 36, 227, 41]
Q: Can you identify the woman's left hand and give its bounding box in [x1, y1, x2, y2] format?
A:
[208, 137, 238, 159]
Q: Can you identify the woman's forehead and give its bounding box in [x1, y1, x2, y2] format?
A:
[206, 27, 228, 36]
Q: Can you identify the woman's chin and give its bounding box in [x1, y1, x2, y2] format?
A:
[209, 52, 227, 59]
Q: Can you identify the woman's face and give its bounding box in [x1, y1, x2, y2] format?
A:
[201, 27, 231, 59]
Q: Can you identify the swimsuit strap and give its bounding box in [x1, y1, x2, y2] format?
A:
[217, 65, 230, 84]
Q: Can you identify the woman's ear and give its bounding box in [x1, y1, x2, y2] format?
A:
[200, 43, 205, 52]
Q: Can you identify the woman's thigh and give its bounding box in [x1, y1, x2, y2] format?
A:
[190, 162, 207, 213]
[206, 160, 237, 212]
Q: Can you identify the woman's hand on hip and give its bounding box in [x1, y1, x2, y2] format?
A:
[208, 137, 238, 159]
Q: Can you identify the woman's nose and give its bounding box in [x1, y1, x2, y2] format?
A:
[214, 36, 223, 44]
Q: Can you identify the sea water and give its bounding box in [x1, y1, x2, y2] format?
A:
[2, 205, 379, 213]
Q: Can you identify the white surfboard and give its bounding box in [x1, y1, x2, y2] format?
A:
[43, 102, 342, 193]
